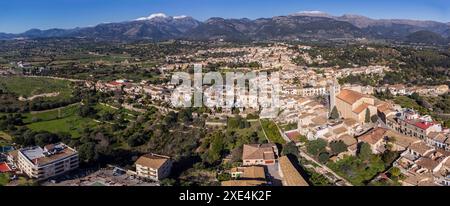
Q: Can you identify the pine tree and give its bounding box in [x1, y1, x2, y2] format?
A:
[330, 106, 339, 119]
[365, 108, 370, 123]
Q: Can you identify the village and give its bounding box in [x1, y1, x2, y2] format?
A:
[1, 43, 449, 187]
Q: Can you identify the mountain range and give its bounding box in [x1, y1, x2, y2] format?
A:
[1, 11, 449, 44]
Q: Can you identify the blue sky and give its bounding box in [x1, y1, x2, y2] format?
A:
[1, 0, 449, 33]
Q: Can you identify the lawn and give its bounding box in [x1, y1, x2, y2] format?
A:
[27, 115, 98, 138]
[23, 103, 80, 124]
[280, 122, 298, 131]
[23, 103, 102, 138]
[0, 173, 10, 186]
[95, 103, 137, 121]
[0, 76, 73, 100]
[260, 119, 286, 144]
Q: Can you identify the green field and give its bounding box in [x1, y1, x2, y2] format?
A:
[260, 119, 286, 144]
[27, 115, 98, 138]
[95, 103, 138, 121]
[230, 121, 267, 142]
[24, 103, 98, 138]
[24, 103, 80, 123]
[0, 76, 73, 100]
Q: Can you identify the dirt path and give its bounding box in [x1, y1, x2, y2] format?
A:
[18, 92, 60, 101]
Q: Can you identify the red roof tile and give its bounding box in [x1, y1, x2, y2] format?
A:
[0, 162, 11, 173]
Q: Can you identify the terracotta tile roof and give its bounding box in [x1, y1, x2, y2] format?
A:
[242, 144, 277, 161]
[305, 101, 321, 108]
[348, 144, 358, 151]
[298, 113, 313, 119]
[135, 153, 170, 170]
[242, 166, 266, 179]
[354, 104, 370, 115]
[358, 127, 387, 145]
[311, 116, 328, 125]
[376, 102, 392, 113]
[336, 89, 364, 105]
[333, 127, 348, 136]
[338, 134, 357, 146]
[415, 157, 439, 170]
[279, 156, 309, 186]
[427, 132, 448, 143]
[444, 158, 450, 168]
[0, 162, 11, 173]
[384, 130, 418, 148]
[409, 142, 434, 156]
[323, 132, 333, 138]
[285, 131, 300, 142]
[343, 118, 358, 127]
[221, 180, 267, 186]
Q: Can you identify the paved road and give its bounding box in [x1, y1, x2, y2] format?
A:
[298, 149, 353, 186]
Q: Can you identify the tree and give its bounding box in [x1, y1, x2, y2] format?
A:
[330, 141, 348, 155]
[318, 152, 330, 164]
[358, 142, 372, 160]
[102, 112, 114, 121]
[160, 178, 176, 186]
[306, 139, 327, 156]
[382, 150, 399, 166]
[370, 115, 378, 123]
[78, 142, 98, 163]
[163, 111, 177, 126]
[203, 132, 225, 164]
[34, 132, 60, 147]
[365, 109, 371, 123]
[385, 88, 393, 99]
[390, 167, 401, 177]
[127, 133, 147, 147]
[281, 142, 299, 158]
[330, 106, 340, 120]
[217, 173, 231, 181]
[78, 104, 97, 118]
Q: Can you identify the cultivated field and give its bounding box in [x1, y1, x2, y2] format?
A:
[0, 76, 73, 100]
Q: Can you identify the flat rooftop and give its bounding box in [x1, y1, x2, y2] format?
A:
[20, 143, 77, 166]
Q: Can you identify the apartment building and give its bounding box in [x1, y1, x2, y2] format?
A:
[135, 153, 172, 181]
[387, 110, 442, 140]
[17, 143, 79, 180]
[426, 132, 450, 151]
